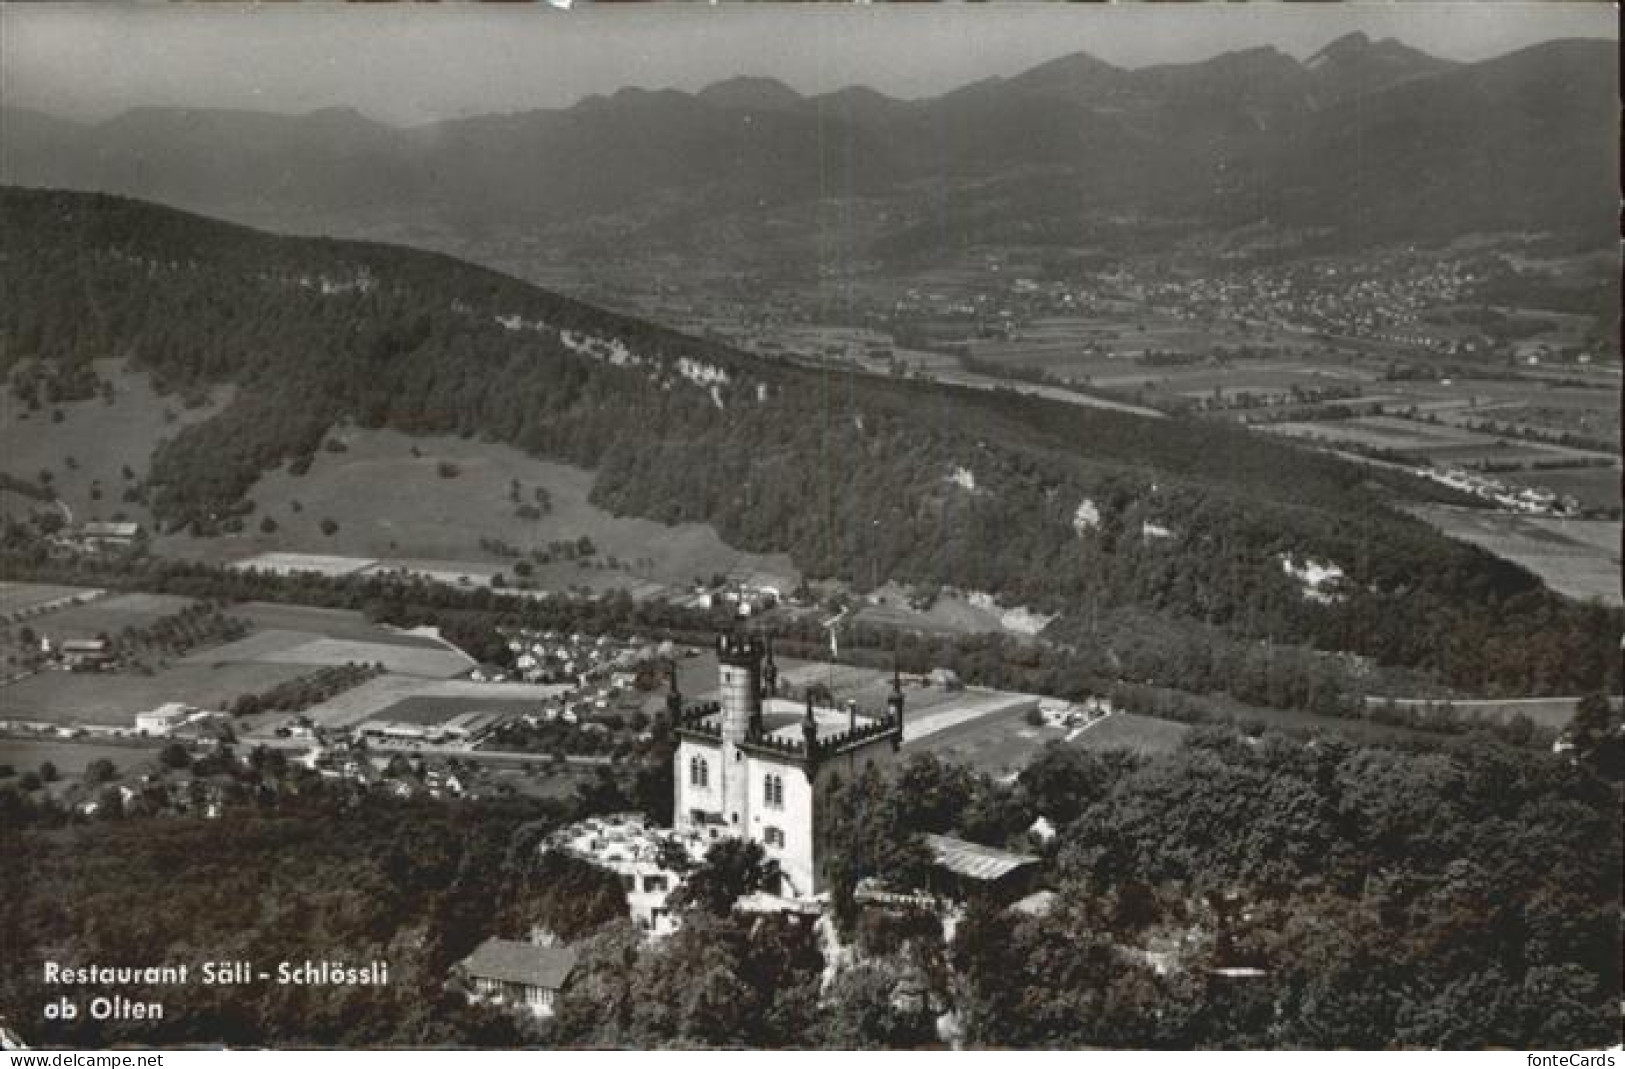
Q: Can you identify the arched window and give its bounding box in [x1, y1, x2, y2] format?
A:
[763, 773, 784, 809]
[690, 756, 709, 788]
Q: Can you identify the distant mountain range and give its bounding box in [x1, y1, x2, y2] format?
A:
[1, 34, 1617, 257]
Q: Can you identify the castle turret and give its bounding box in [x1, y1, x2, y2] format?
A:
[664, 661, 683, 724]
[716, 632, 764, 744]
[716, 632, 764, 829]
[803, 695, 819, 753]
[762, 636, 779, 698]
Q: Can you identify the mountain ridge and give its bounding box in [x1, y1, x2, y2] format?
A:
[2, 34, 1613, 250]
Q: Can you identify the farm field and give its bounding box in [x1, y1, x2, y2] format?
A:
[1, 661, 316, 726]
[1069, 712, 1193, 756]
[1362, 696, 1603, 731]
[1265, 414, 1618, 497]
[0, 582, 102, 620]
[23, 592, 198, 640]
[159, 427, 797, 594]
[1509, 467, 1620, 513]
[229, 603, 453, 648]
[182, 629, 472, 677]
[230, 552, 378, 577]
[1411, 506, 1620, 604]
[0, 738, 163, 784]
[0, 359, 230, 530]
[293, 674, 574, 730]
[1120, 364, 1379, 400]
[369, 694, 566, 725]
[849, 584, 1055, 639]
[965, 313, 1313, 373]
[902, 696, 1070, 779]
[908, 709, 1192, 778]
[3, 599, 480, 726]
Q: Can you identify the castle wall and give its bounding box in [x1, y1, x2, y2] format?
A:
[673, 736, 723, 833]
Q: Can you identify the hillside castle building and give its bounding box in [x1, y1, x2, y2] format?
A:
[670, 633, 904, 898]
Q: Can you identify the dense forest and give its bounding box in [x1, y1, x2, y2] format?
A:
[806, 732, 1622, 1049]
[1, 188, 1618, 699]
[0, 772, 628, 1048]
[7, 720, 1612, 1048]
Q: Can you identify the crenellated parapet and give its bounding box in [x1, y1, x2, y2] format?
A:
[810, 712, 903, 758]
[682, 707, 904, 765]
[715, 632, 766, 666]
[673, 701, 724, 739]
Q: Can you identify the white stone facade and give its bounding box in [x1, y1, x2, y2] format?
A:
[672, 634, 903, 898]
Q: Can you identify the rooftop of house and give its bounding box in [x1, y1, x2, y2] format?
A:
[458, 938, 578, 991]
[922, 833, 1039, 883]
[138, 703, 195, 724]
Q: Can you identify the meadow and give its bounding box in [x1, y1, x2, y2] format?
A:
[0, 582, 102, 620]
[1409, 506, 1620, 605]
[1, 661, 316, 725]
[157, 427, 797, 594]
[0, 738, 163, 784]
[0, 359, 230, 530]
[24, 592, 197, 640]
[2, 597, 480, 727]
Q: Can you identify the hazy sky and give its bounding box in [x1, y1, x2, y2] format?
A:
[3, 2, 1616, 126]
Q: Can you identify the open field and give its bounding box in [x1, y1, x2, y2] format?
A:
[1128, 364, 1379, 400]
[1266, 415, 1612, 467]
[294, 674, 574, 729]
[3, 600, 479, 726]
[229, 552, 378, 577]
[0, 359, 231, 530]
[966, 313, 1318, 376]
[158, 427, 797, 593]
[1411, 505, 1620, 604]
[1509, 467, 1620, 513]
[908, 713, 1065, 778]
[0, 582, 103, 619]
[369, 694, 558, 725]
[908, 709, 1194, 778]
[1362, 695, 1606, 731]
[182, 629, 472, 677]
[22, 592, 199, 642]
[0, 738, 163, 783]
[855, 598, 1002, 637]
[228, 603, 454, 647]
[0, 661, 317, 725]
[1070, 712, 1193, 756]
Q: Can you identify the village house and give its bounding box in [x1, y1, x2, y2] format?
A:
[79, 520, 142, 548]
[135, 702, 194, 736]
[455, 938, 578, 1018]
[59, 637, 113, 670]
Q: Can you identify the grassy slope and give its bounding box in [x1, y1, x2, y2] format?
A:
[0, 359, 230, 530]
[155, 425, 798, 591]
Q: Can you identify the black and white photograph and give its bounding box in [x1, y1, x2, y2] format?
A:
[0, 0, 1619, 1052]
